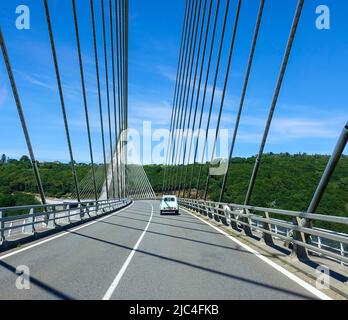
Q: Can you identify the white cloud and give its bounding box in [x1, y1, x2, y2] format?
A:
[156, 65, 177, 82]
[232, 116, 341, 145]
[69, 118, 102, 134]
[129, 99, 172, 126]
[271, 118, 338, 139]
[22, 73, 55, 91]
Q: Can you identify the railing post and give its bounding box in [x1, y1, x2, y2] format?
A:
[317, 236, 322, 250]
[95, 202, 99, 216]
[206, 203, 213, 219]
[67, 204, 72, 224]
[220, 204, 229, 226]
[0, 211, 5, 243]
[242, 208, 253, 237]
[24, 208, 35, 235]
[292, 216, 310, 260]
[340, 242, 345, 266]
[80, 204, 86, 220]
[227, 206, 240, 232]
[99, 202, 104, 215]
[213, 204, 221, 223]
[262, 212, 274, 246]
[47, 205, 56, 229]
[196, 201, 201, 214]
[86, 206, 91, 218]
[199, 202, 205, 216]
[190, 200, 194, 211]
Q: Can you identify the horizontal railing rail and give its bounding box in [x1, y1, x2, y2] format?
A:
[179, 198, 348, 266]
[251, 219, 348, 265]
[0, 199, 131, 245]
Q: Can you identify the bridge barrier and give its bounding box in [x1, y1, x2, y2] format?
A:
[179, 198, 348, 266]
[0, 199, 131, 248]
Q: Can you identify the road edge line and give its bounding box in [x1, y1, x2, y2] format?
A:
[0, 202, 134, 261]
[181, 207, 332, 301]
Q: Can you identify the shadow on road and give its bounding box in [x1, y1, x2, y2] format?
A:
[69, 230, 316, 300]
[0, 261, 75, 300]
[114, 214, 222, 236]
[98, 220, 267, 256]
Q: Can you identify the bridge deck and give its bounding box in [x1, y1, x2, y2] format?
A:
[0, 201, 317, 300]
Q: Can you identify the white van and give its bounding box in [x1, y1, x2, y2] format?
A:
[160, 195, 179, 215]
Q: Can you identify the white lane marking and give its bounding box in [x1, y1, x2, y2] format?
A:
[181, 207, 332, 301]
[0, 202, 134, 261]
[102, 202, 154, 300]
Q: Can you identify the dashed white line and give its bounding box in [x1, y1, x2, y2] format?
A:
[102, 202, 154, 300]
[181, 207, 332, 301]
[0, 202, 134, 261]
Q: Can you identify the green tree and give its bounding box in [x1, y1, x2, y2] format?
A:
[0, 154, 6, 164]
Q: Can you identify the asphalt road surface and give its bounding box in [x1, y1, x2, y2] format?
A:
[0, 200, 319, 300]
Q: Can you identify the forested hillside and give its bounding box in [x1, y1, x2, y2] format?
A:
[1, 154, 347, 232]
[0, 155, 92, 208]
[144, 154, 348, 232]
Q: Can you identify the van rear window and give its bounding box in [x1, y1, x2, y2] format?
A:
[163, 197, 176, 202]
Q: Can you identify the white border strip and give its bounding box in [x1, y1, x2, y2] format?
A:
[181, 207, 332, 301]
[0, 202, 134, 261]
[102, 202, 154, 300]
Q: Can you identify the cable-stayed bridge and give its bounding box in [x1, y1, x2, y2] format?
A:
[0, 0, 347, 301]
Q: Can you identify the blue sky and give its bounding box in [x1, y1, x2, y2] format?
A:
[0, 0, 347, 164]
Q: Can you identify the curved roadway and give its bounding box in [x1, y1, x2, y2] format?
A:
[0, 200, 319, 300]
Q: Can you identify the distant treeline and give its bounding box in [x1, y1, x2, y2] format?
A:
[0, 155, 92, 208]
[144, 154, 348, 233]
[1, 153, 347, 232]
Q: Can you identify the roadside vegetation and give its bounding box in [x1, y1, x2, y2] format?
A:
[0, 153, 347, 232]
[0, 155, 92, 208]
[144, 154, 348, 233]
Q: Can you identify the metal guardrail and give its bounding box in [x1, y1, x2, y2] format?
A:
[251, 219, 348, 266]
[0, 199, 131, 245]
[179, 198, 348, 266]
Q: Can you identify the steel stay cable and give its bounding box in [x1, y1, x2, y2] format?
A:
[80, 173, 104, 199]
[162, 0, 190, 193]
[187, 0, 221, 198]
[195, 0, 231, 199]
[177, 0, 208, 196]
[164, 0, 193, 192]
[121, 0, 125, 196]
[170, 0, 200, 192]
[115, 0, 123, 197]
[167, 0, 196, 192]
[203, 0, 242, 201]
[109, 0, 121, 198]
[44, 0, 81, 203]
[72, 0, 98, 202]
[125, 0, 129, 197]
[129, 166, 144, 197]
[121, 0, 126, 198]
[166, 0, 195, 192]
[101, 0, 116, 199]
[183, 0, 214, 198]
[114, 0, 123, 197]
[244, 0, 304, 205]
[90, 0, 109, 201]
[0, 28, 46, 205]
[133, 165, 150, 198]
[173, 0, 204, 196]
[138, 165, 153, 197]
[219, 0, 265, 203]
[169, 0, 199, 192]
